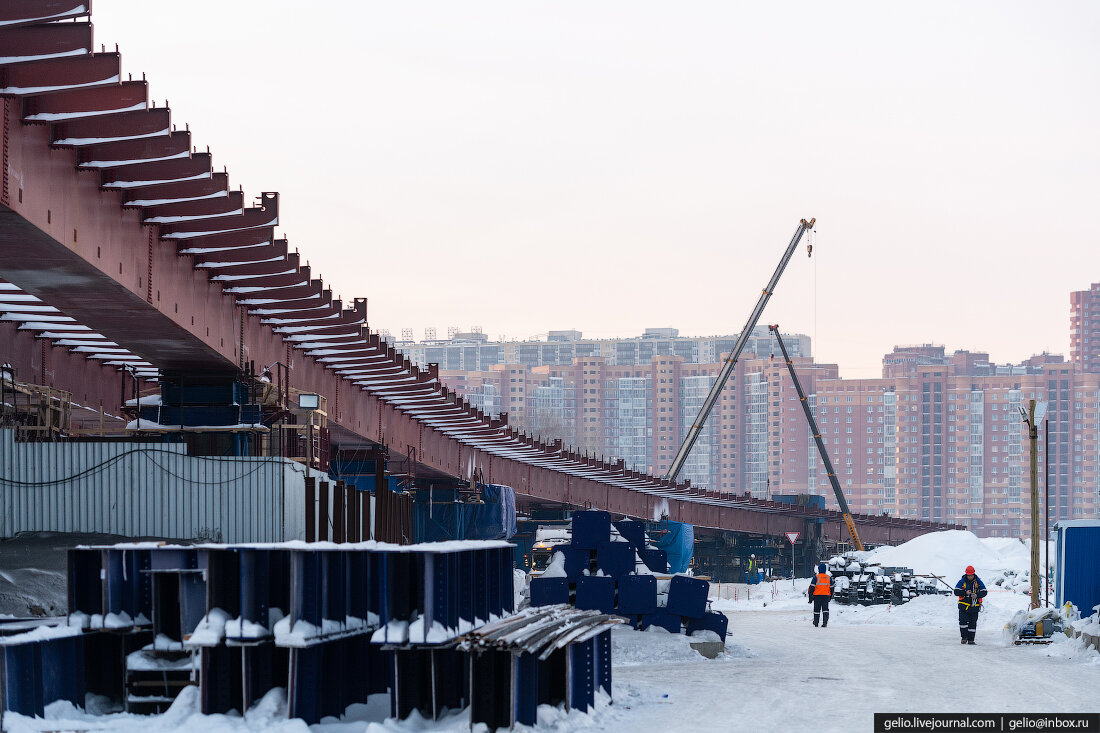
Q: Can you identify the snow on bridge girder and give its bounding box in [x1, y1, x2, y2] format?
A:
[235, 283, 323, 303]
[218, 270, 306, 290]
[271, 314, 363, 331]
[160, 196, 278, 238]
[264, 308, 347, 325]
[143, 190, 246, 223]
[53, 107, 171, 146]
[177, 227, 274, 256]
[0, 52, 118, 95]
[0, 1, 89, 28]
[0, 279, 152, 372]
[22, 79, 147, 121]
[273, 316, 365, 334]
[98, 151, 211, 188]
[0, 22, 92, 65]
[204, 257, 301, 280]
[78, 130, 191, 168]
[122, 171, 229, 205]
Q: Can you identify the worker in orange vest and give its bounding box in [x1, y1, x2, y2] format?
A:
[806, 562, 834, 627]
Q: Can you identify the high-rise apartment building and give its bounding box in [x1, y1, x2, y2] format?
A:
[1071, 282, 1100, 373]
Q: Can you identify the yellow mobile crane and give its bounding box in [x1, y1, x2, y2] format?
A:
[768, 324, 865, 552]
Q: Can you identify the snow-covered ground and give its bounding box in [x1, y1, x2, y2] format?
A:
[5, 530, 1099, 733]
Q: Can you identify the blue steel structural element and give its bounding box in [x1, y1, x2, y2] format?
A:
[290, 637, 384, 724]
[666, 575, 708, 619]
[568, 638, 596, 712]
[232, 549, 276, 644]
[639, 609, 683, 634]
[575, 576, 615, 613]
[571, 511, 611, 550]
[104, 549, 152, 627]
[530, 577, 570, 607]
[0, 634, 85, 719]
[596, 541, 635, 578]
[616, 574, 657, 616]
[595, 629, 612, 697]
[613, 520, 647, 552]
[514, 651, 540, 725]
[68, 549, 103, 618]
[558, 545, 591, 580]
[686, 611, 729, 640]
[391, 648, 467, 721]
[639, 548, 669, 573]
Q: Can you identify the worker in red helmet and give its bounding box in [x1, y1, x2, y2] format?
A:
[953, 565, 987, 644]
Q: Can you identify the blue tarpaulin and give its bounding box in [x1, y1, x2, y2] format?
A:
[655, 521, 694, 574]
[414, 483, 517, 542]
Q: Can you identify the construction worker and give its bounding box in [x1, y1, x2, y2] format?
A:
[954, 565, 987, 645]
[746, 554, 757, 585]
[807, 562, 833, 627]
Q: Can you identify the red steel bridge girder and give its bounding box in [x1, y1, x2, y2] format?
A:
[0, 29, 954, 543]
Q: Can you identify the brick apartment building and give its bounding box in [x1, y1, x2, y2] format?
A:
[1071, 282, 1100, 373]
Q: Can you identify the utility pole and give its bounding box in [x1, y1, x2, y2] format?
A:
[1044, 417, 1050, 608]
[1026, 399, 1040, 610]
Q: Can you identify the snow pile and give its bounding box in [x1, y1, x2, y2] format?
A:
[0, 623, 80, 645]
[854, 530, 1004, 581]
[1070, 604, 1100, 638]
[1024, 631, 1100, 666]
[513, 567, 528, 609]
[3, 687, 310, 733]
[832, 531, 1056, 596]
[541, 550, 568, 578]
[611, 625, 739, 666]
[186, 608, 230, 647]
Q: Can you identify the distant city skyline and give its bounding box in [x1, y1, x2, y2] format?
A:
[433, 308, 1099, 537]
[89, 2, 1100, 380]
[385, 322, 1071, 376]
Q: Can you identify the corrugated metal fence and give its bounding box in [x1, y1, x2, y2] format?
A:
[0, 429, 317, 542]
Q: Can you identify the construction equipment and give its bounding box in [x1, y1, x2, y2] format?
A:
[828, 556, 948, 606]
[769, 324, 865, 551]
[665, 218, 815, 483]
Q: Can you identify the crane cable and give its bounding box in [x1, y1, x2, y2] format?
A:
[812, 226, 818, 358]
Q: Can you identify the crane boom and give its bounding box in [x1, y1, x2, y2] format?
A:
[768, 324, 865, 552]
[664, 218, 815, 483]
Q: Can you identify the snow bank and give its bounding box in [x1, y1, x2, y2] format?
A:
[5, 686, 313, 733]
[611, 625, 741, 666]
[853, 531, 1052, 582]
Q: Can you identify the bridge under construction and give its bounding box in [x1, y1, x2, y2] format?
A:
[0, 0, 956, 554]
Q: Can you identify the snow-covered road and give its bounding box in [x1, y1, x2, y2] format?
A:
[611, 609, 1100, 733]
[8, 603, 1098, 733]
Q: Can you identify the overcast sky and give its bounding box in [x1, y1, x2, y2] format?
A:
[91, 1, 1099, 378]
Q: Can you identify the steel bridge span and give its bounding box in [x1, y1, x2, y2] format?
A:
[0, 1, 956, 544]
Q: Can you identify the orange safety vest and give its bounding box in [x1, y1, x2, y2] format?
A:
[812, 572, 831, 596]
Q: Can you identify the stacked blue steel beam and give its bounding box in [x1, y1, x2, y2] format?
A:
[462, 606, 621, 728]
[3, 540, 620, 728]
[0, 541, 509, 724]
[529, 510, 729, 641]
